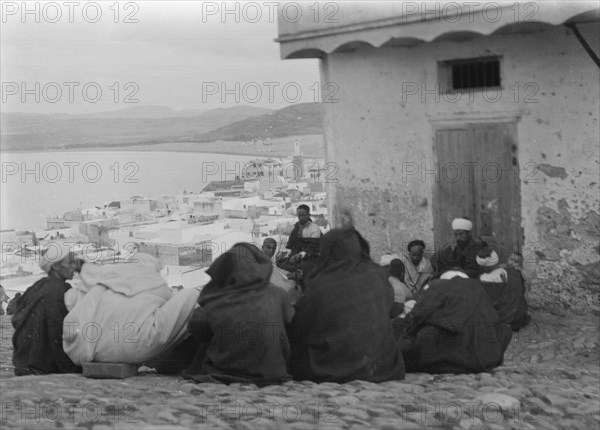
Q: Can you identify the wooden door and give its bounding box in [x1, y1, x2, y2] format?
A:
[432, 127, 475, 250]
[471, 123, 521, 260]
[433, 122, 522, 262]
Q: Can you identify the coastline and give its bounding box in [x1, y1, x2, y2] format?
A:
[0, 147, 323, 160]
[0, 134, 326, 160]
[1, 147, 327, 231]
[0, 148, 306, 159]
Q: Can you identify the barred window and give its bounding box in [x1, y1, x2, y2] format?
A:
[439, 56, 501, 92]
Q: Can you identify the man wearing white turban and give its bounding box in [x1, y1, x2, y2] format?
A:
[435, 218, 486, 279]
[451, 218, 473, 232]
[38, 242, 81, 275]
[11, 243, 82, 376]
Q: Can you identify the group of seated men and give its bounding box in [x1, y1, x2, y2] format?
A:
[272, 208, 528, 308]
[9, 208, 530, 384]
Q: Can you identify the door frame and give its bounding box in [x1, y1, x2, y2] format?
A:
[428, 110, 525, 258]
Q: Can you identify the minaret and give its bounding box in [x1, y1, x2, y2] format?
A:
[292, 139, 304, 181]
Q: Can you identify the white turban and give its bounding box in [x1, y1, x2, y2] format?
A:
[452, 218, 473, 231]
[476, 251, 499, 267]
[39, 242, 74, 273]
[440, 270, 470, 280]
[380, 254, 401, 266]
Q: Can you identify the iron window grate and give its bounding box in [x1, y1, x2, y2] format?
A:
[438, 56, 502, 92]
[450, 58, 500, 90]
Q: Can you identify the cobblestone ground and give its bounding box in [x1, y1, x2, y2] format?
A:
[1, 311, 598, 430]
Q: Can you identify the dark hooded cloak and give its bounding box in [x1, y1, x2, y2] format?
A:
[12, 277, 81, 376]
[400, 276, 506, 374]
[287, 228, 405, 383]
[183, 243, 294, 386]
[481, 267, 530, 337]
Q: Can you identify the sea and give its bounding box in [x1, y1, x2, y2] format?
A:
[0, 150, 271, 295]
[1, 150, 268, 232]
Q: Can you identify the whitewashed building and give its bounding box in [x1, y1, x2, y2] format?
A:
[277, 1, 600, 310]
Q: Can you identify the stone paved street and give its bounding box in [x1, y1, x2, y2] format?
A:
[1, 311, 598, 430]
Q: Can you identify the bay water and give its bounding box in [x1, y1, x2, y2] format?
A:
[1, 150, 264, 231]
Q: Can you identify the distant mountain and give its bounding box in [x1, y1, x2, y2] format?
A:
[75, 105, 179, 119]
[72, 105, 270, 119]
[185, 103, 324, 143]
[0, 105, 274, 151]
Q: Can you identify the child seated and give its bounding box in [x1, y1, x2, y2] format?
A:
[506, 252, 530, 291]
[380, 255, 411, 317]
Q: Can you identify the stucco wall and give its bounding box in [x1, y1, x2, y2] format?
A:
[322, 23, 599, 311]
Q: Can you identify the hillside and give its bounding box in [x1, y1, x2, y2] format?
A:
[183, 103, 324, 142]
[0, 106, 274, 151]
[0, 104, 324, 152]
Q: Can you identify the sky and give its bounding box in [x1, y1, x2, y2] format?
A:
[0, 0, 321, 114]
